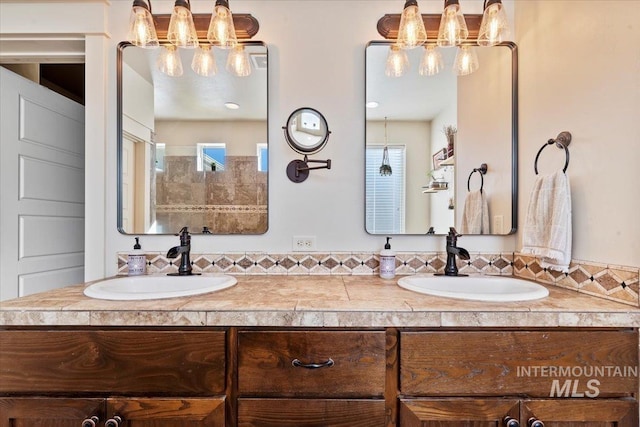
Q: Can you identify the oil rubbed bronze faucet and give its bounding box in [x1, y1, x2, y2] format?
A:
[440, 227, 471, 277]
[166, 227, 197, 276]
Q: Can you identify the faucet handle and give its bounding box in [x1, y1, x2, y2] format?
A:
[176, 226, 189, 237]
[449, 227, 461, 237]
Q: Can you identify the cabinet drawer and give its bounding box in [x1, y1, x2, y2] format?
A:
[400, 330, 638, 397]
[0, 330, 226, 394]
[238, 331, 386, 397]
[238, 398, 386, 426]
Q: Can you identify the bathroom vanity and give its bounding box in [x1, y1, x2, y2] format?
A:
[1, 276, 638, 426]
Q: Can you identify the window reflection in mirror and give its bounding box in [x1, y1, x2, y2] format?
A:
[365, 41, 517, 236]
[117, 42, 268, 235]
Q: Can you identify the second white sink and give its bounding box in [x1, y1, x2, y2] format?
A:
[84, 274, 237, 300]
[397, 275, 549, 302]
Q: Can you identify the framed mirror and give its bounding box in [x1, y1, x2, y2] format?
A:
[284, 107, 330, 155]
[117, 41, 268, 235]
[365, 41, 517, 235]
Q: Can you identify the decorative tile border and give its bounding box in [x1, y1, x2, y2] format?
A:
[514, 253, 639, 307]
[117, 251, 639, 307]
[156, 205, 267, 213]
[117, 252, 514, 277]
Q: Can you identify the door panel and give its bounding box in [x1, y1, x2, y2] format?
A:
[0, 397, 103, 427]
[108, 398, 225, 427]
[523, 399, 638, 427]
[0, 67, 85, 301]
[399, 398, 519, 427]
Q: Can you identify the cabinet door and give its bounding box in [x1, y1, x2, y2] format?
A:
[399, 398, 519, 427]
[107, 398, 225, 427]
[522, 399, 638, 427]
[0, 397, 104, 427]
[238, 398, 386, 427]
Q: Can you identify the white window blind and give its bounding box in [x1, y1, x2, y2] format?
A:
[366, 145, 406, 234]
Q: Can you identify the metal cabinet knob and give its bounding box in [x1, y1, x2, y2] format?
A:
[528, 418, 545, 427]
[503, 416, 520, 427]
[81, 416, 99, 427]
[105, 415, 123, 427]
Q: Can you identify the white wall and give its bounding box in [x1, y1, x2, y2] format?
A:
[3, 1, 637, 278]
[155, 120, 266, 157]
[515, 1, 640, 267]
[105, 0, 515, 278]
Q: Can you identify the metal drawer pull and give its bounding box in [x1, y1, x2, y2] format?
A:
[528, 418, 544, 427]
[292, 358, 335, 369]
[81, 416, 99, 427]
[503, 416, 520, 427]
[105, 416, 122, 427]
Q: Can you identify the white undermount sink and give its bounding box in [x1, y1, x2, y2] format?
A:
[84, 274, 237, 300]
[397, 275, 549, 302]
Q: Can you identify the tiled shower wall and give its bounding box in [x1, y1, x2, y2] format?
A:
[117, 251, 640, 307]
[155, 155, 267, 234]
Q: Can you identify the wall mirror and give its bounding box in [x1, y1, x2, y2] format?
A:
[117, 41, 268, 235]
[365, 41, 517, 235]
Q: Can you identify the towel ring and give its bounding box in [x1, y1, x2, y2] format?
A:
[534, 131, 571, 175]
[467, 163, 488, 193]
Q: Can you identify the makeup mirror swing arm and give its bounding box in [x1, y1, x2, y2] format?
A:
[286, 156, 332, 183]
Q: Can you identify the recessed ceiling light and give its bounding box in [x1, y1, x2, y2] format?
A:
[225, 102, 240, 110]
[366, 101, 379, 108]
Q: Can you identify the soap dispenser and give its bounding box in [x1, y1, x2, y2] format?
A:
[379, 237, 396, 279]
[128, 237, 147, 276]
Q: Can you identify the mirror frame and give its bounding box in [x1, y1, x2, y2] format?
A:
[116, 41, 269, 235]
[364, 40, 519, 236]
[283, 107, 330, 155]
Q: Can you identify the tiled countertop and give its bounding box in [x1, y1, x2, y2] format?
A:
[1, 275, 639, 328]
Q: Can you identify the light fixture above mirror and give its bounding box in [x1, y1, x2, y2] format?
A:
[378, 0, 510, 76]
[127, 0, 259, 77]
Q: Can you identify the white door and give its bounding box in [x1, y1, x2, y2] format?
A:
[0, 67, 85, 301]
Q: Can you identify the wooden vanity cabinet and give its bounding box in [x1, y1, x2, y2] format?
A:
[398, 330, 639, 427]
[1, 327, 638, 426]
[236, 330, 388, 426]
[0, 329, 227, 427]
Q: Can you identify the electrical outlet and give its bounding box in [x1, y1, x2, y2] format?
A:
[292, 236, 316, 251]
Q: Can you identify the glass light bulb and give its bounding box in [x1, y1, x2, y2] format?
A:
[207, 3, 238, 49]
[478, 1, 510, 46]
[437, 2, 468, 47]
[419, 45, 443, 76]
[157, 45, 184, 77]
[127, 5, 159, 48]
[397, 2, 427, 49]
[226, 45, 251, 77]
[385, 45, 409, 78]
[191, 45, 217, 77]
[167, 5, 199, 48]
[453, 45, 479, 76]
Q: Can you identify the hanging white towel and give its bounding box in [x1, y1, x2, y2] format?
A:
[521, 170, 572, 272]
[460, 190, 490, 234]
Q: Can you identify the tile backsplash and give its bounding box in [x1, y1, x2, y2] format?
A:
[118, 252, 513, 277]
[513, 253, 639, 307]
[117, 251, 639, 307]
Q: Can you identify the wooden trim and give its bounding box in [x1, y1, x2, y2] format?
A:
[385, 328, 399, 427]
